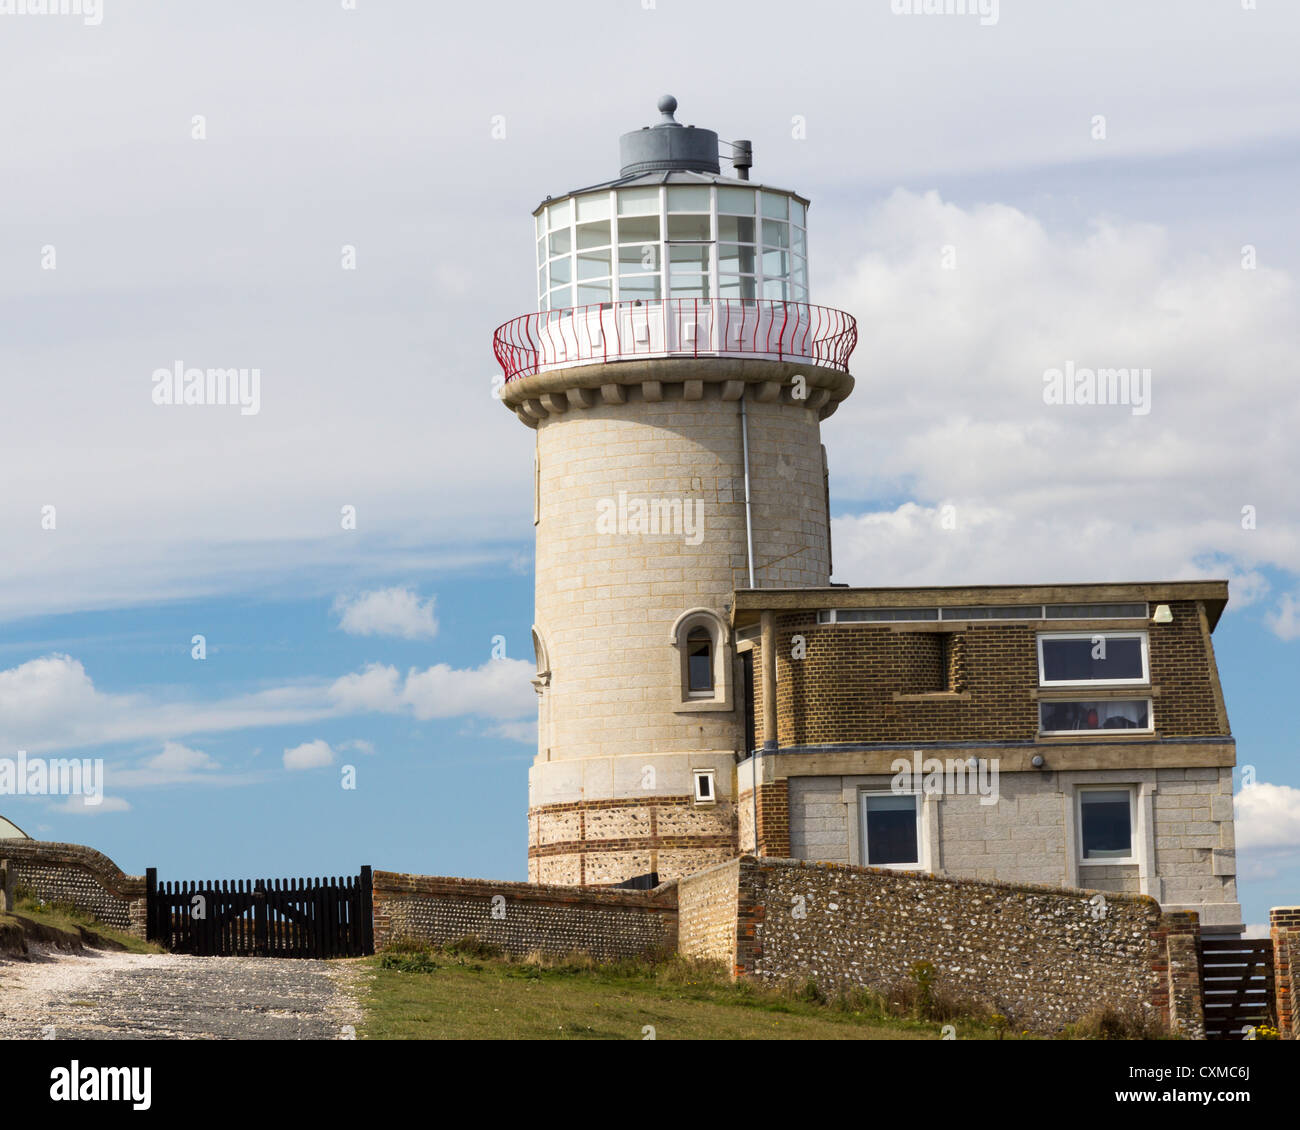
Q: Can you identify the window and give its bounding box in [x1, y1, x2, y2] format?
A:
[1038, 632, 1148, 686]
[693, 769, 716, 804]
[860, 792, 920, 867]
[687, 627, 713, 694]
[1078, 788, 1135, 863]
[1039, 699, 1151, 734]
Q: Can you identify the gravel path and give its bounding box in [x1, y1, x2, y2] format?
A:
[0, 948, 367, 1040]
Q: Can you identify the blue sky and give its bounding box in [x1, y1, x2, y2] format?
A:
[1, 1, 1298, 929]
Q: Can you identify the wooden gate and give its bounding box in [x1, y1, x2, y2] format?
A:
[146, 867, 373, 958]
[1198, 935, 1276, 1039]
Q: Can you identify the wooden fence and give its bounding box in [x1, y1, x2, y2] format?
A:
[145, 867, 373, 958]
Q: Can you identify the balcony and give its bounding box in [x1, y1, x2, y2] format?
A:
[493, 299, 857, 383]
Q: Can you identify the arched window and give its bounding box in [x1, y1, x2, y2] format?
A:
[670, 607, 731, 710]
[687, 627, 714, 695]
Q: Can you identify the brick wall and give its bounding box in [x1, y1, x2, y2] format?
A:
[1271, 906, 1300, 1039]
[371, 871, 678, 959]
[1, 840, 146, 937]
[750, 601, 1224, 746]
[678, 855, 1204, 1035]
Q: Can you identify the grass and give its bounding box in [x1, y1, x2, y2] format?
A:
[358, 940, 1036, 1041]
[7, 891, 161, 955]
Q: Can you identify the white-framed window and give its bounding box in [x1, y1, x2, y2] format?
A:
[1037, 631, 1149, 686]
[1077, 786, 1137, 864]
[693, 769, 716, 805]
[1039, 698, 1152, 735]
[859, 790, 922, 868]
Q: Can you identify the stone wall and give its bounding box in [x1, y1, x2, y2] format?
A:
[1, 840, 146, 937]
[371, 871, 678, 959]
[678, 855, 1204, 1035]
[676, 858, 740, 968]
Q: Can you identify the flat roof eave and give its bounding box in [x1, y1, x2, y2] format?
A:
[730, 579, 1230, 631]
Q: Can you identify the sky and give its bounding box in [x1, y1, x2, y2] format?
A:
[0, 0, 1297, 929]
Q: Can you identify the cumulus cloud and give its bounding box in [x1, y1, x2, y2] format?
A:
[328, 658, 536, 721]
[822, 191, 1300, 633]
[283, 739, 335, 771]
[487, 720, 537, 744]
[1235, 781, 1300, 852]
[333, 587, 439, 640]
[1265, 593, 1300, 641]
[51, 795, 130, 815]
[146, 741, 219, 773]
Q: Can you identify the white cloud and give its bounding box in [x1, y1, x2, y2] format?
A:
[339, 739, 377, 757]
[822, 191, 1300, 606]
[1265, 593, 1300, 641]
[51, 795, 130, 815]
[146, 741, 219, 773]
[333, 587, 439, 640]
[0, 653, 536, 757]
[283, 740, 335, 771]
[1235, 781, 1300, 852]
[487, 721, 537, 744]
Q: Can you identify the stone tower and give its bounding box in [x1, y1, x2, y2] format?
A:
[494, 96, 857, 887]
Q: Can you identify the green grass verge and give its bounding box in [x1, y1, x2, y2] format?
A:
[358, 942, 1033, 1041]
[10, 894, 161, 955]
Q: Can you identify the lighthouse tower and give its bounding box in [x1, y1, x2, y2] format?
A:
[495, 96, 857, 887]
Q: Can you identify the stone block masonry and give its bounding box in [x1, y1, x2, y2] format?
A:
[2, 840, 147, 938]
[678, 856, 1205, 1035]
[372, 871, 678, 959]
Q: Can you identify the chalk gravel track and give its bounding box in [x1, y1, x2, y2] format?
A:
[0, 948, 367, 1040]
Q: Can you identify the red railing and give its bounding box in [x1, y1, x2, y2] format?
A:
[492, 298, 857, 383]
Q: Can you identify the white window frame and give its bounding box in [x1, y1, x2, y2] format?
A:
[693, 769, 716, 805]
[1076, 785, 1138, 866]
[1038, 697, 1154, 736]
[1037, 630, 1150, 687]
[858, 789, 923, 870]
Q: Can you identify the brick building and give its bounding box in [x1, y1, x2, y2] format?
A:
[493, 97, 1242, 936]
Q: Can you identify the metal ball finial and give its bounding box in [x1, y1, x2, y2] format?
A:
[657, 94, 678, 122]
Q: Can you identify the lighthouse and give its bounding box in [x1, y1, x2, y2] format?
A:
[494, 96, 858, 887]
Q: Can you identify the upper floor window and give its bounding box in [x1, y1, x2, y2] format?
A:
[1037, 631, 1148, 686]
[687, 627, 714, 695]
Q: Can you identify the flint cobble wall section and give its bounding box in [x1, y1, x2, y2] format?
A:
[372, 871, 678, 959]
[676, 858, 741, 966]
[680, 856, 1199, 1034]
[1, 840, 146, 937]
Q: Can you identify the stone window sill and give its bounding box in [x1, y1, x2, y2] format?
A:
[892, 691, 970, 703]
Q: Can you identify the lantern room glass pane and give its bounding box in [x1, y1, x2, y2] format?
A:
[535, 213, 545, 238]
[619, 273, 661, 299]
[577, 249, 611, 279]
[667, 186, 710, 212]
[791, 200, 807, 227]
[617, 186, 660, 215]
[719, 243, 756, 273]
[718, 275, 757, 299]
[538, 267, 547, 296]
[762, 220, 789, 248]
[761, 192, 788, 219]
[719, 215, 755, 243]
[667, 214, 710, 240]
[762, 249, 789, 277]
[547, 199, 572, 228]
[549, 284, 573, 307]
[537, 237, 547, 267]
[717, 186, 755, 214]
[548, 229, 571, 257]
[548, 259, 571, 286]
[617, 215, 660, 243]
[619, 243, 659, 270]
[792, 226, 806, 256]
[670, 244, 710, 270]
[576, 192, 611, 222]
[762, 277, 788, 299]
[577, 281, 612, 304]
[576, 220, 611, 249]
